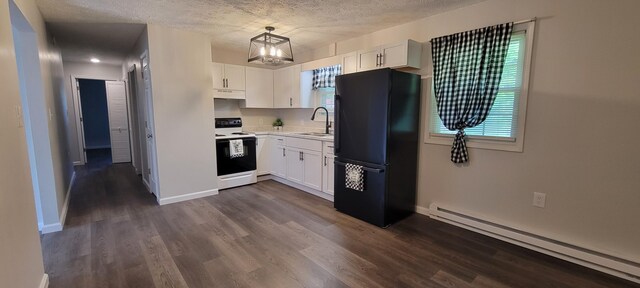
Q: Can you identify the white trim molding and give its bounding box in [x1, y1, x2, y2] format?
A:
[40, 171, 75, 234]
[39, 274, 49, 288]
[428, 203, 640, 284]
[158, 188, 219, 206]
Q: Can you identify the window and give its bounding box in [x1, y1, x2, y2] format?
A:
[311, 64, 341, 121]
[426, 23, 534, 152]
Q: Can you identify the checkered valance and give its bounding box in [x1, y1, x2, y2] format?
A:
[431, 22, 513, 163]
[312, 65, 341, 90]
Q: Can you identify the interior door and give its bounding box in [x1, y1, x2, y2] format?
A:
[75, 79, 88, 163]
[106, 81, 131, 163]
[142, 53, 158, 195]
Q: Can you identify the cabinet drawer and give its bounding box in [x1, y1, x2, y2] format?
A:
[323, 141, 335, 154]
[270, 135, 286, 146]
[286, 137, 322, 152]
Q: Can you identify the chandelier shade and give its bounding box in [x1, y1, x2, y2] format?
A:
[248, 26, 293, 65]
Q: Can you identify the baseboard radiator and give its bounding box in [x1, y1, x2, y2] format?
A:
[428, 203, 640, 284]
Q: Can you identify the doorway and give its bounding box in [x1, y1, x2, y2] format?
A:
[9, 0, 55, 230]
[75, 78, 132, 166]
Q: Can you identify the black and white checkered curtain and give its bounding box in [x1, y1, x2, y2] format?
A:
[312, 65, 342, 89]
[431, 22, 513, 163]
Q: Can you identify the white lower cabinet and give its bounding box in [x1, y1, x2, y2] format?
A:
[285, 146, 322, 190]
[256, 136, 270, 176]
[271, 137, 287, 178]
[285, 147, 304, 184]
[302, 149, 322, 190]
[267, 135, 331, 196]
[322, 141, 335, 195]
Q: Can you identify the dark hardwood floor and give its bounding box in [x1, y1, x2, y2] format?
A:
[41, 163, 639, 288]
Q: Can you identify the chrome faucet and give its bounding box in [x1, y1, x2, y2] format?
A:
[311, 107, 331, 134]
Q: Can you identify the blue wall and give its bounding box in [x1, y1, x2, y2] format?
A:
[79, 79, 110, 149]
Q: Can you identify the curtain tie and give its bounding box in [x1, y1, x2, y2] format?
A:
[451, 129, 469, 163]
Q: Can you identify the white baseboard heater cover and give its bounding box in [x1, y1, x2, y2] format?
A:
[428, 203, 640, 284]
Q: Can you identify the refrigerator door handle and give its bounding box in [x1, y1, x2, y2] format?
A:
[334, 94, 341, 154]
[334, 160, 385, 173]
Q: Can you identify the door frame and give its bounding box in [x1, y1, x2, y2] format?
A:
[71, 75, 127, 165]
[140, 50, 160, 197]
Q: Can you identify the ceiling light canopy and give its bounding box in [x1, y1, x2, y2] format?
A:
[248, 26, 293, 66]
[90, 57, 100, 63]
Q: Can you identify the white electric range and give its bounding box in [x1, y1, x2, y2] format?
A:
[215, 118, 257, 189]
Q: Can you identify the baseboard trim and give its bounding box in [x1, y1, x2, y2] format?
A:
[268, 175, 334, 202]
[40, 172, 76, 234]
[58, 171, 75, 228]
[158, 188, 219, 205]
[39, 274, 49, 288]
[40, 223, 62, 234]
[415, 205, 429, 216]
[428, 203, 640, 284]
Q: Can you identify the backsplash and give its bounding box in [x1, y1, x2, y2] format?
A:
[213, 99, 328, 133]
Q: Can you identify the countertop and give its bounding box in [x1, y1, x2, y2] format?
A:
[249, 131, 334, 142]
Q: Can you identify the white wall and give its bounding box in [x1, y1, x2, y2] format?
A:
[0, 0, 72, 285]
[63, 61, 123, 164]
[5, 0, 74, 233]
[147, 24, 218, 201]
[307, 0, 640, 262]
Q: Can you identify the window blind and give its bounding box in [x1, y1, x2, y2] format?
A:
[431, 32, 526, 139]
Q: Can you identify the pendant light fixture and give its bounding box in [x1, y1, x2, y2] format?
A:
[248, 26, 293, 65]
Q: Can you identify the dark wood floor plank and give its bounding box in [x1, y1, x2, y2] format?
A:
[41, 163, 640, 288]
[140, 235, 189, 288]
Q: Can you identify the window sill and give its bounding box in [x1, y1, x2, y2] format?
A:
[425, 133, 524, 152]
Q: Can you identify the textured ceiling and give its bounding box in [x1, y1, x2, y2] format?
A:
[48, 22, 145, 65]
[38, 0, 486, 63]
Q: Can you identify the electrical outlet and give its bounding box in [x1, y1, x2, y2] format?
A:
[533, 192, 546, 208]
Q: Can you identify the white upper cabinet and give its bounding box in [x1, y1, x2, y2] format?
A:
[274, 64, 312, 108]
[357, 47, 381, 72]
[273, 66, 292, 108]
[356, 39, 422, 72]
[224, 64, 246, 91]
[341, 52, 358, 75]
[242, 67, 274, 108]
[212, 62, 246, 99]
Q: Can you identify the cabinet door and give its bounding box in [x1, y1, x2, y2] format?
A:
[273, 67, 291, 108]
[358, 48, 381, 72]
[244, 67, 274, 108]
[342, 52, 358, 74]
[285, 147, 304, 184]
[302, 149, 322, 190]
[224, 64, 246, 91]
[323, 153, 335, 195]
[211, 62, 225, 89]
[256, 136, 270, 176]
[381, 41, 408, 68]
[272, 144, 287, 177]
[290, 64, 303, 108]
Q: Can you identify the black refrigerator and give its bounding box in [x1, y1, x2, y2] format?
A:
[334, 68, 421, 227]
